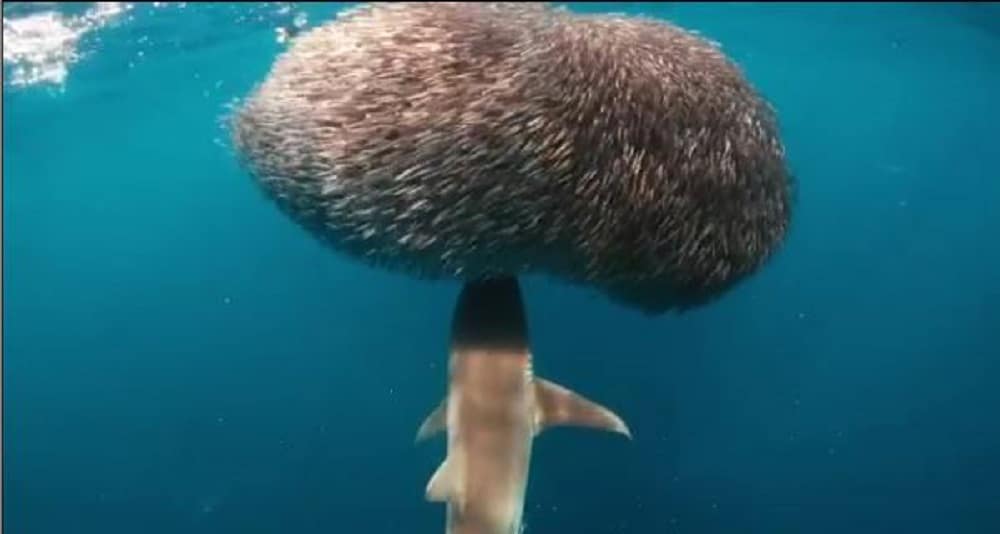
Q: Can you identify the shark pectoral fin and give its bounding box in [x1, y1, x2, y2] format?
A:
[425, 458, 466, 512]
[415, 398, 447, 443]
[533, 378, 632, 440]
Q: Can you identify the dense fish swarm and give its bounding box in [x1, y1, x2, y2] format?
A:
[231, 2, 793, 314]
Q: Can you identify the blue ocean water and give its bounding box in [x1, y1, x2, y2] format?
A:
[4, 2, 999, 533]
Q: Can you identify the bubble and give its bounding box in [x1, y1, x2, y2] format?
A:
[293, 12, 308, 29]
[275, 27, 289, 44]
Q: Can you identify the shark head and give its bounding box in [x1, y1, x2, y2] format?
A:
[451, 277, 530, 353]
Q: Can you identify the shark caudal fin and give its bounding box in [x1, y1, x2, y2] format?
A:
[415, 398, 447, 443]
[533, 378, 632, 439]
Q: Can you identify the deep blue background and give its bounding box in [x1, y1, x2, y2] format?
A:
[4, 2, 1000, 533]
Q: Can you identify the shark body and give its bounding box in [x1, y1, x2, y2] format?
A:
[416, 277, 631, 534]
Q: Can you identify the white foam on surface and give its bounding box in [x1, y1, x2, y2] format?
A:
[2, 2, 130, 88]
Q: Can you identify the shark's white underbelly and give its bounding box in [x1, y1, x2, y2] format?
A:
[446, 361, 535, 534]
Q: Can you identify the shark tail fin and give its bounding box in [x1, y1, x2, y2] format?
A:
[533, 378, 632, 439]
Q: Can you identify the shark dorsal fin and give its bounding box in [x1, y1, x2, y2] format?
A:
[533, 378, 632, 439]
[425, 458, 466, 512]
[415, 397, 447, 443]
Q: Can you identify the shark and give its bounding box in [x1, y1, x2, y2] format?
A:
[415, 277, 632, 534]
